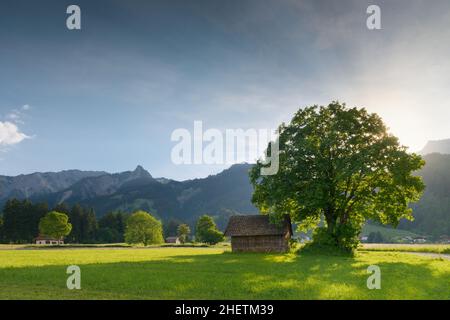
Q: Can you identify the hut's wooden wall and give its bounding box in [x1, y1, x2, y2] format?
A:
[231, 235, 289, 253]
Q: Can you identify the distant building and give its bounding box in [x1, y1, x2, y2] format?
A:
[360, 236, 368, 242]
[166, 236, 180, 244]
[224, 215, 292, 253]
[413, 237, 427, 244]
[439, 236, 450, 244]
[35, 235, 64, 245]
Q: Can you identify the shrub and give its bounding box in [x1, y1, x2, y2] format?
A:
[303, 224, 360, 255]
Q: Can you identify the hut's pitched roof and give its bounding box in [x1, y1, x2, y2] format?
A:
[224, 215, 292, 237]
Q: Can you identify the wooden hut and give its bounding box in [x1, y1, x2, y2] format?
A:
[224, 215, 292, 253]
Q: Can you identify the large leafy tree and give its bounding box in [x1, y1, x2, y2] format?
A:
[125, 210, 163, 246]
[250, 102, 425, 251]
[39, 211, 72, 239]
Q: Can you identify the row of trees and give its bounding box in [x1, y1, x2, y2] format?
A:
[0, 199, 224, 245]
[124, 211, 223, 245]
[0, 199, 48, 243]
[0, 199, 103, 244]
[161, 216, 224, 243]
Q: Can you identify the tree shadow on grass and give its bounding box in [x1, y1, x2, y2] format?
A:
[0, 251, 448, 300]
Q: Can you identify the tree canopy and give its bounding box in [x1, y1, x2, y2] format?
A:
[195, 215, 224, 245]
[125, 211, 164, 245]
[250, 102, 425, 251]
[39, 211, 72, 239]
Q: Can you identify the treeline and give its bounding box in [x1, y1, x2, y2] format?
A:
[0, 199, 127, 244]
[0, 199, 223, 245]
[0, 199, 48, 243]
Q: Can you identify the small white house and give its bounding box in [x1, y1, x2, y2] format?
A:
[35, 235, 64, 245]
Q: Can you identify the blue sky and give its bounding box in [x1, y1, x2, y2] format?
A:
[1, 0, 450, 180]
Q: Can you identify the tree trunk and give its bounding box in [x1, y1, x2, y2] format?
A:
[325, 209, 337, 234]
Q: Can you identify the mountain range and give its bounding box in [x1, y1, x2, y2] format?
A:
[1, 140, 450, 235]
[0, 164, 257, 229]
[0, 170, 106, 201]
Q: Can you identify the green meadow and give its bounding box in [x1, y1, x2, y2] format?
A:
[360, 243, 450, 254]
[0, 246, 448, 300]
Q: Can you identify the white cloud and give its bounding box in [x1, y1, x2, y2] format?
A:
[0, 121, 29, 146]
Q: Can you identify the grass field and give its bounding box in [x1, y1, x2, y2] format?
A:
[361, 243, 450, 254]
[0, 246, 448, 300]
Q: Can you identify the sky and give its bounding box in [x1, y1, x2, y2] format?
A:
[1, 0, 450, 180]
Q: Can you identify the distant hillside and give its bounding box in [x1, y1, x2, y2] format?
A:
[362, 224, 420, 242]
[399, 153, 450, 237]
[420, 139, 450, 155]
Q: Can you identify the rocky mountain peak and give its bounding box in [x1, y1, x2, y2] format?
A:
[131, 165, 152, 179]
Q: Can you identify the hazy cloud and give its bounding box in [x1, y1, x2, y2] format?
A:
[5, 104, 31, 125]
[0, 121, 29, 146]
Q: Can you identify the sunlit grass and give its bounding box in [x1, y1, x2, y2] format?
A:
[0, 246, 448, 300]
[0, 247, 224, 268]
